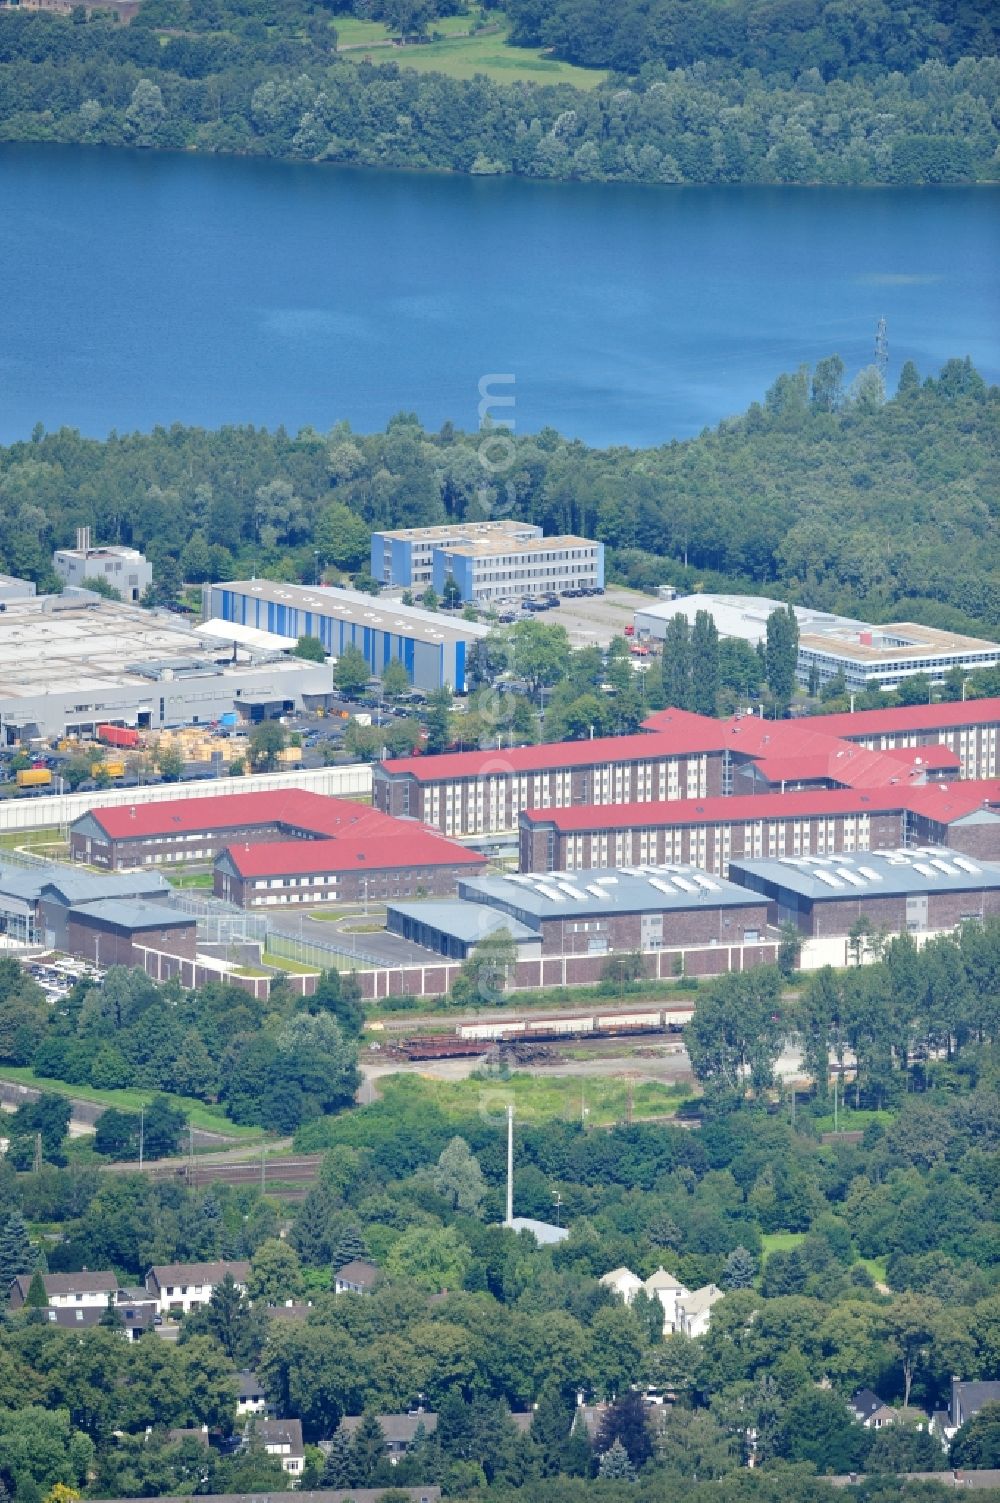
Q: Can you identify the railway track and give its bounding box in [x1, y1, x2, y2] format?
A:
[125, 1153, 325, 1191]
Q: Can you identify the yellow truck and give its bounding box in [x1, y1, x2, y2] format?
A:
[16, 768, 52, 789]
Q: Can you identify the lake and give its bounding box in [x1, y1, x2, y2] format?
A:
[1, 143, 998, 447]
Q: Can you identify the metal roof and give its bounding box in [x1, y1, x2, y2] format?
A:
[386, 900, 537, 944]
[805, 696, 1000, 738]
[728, 848, 1000, 902]
[459, 864, 762, 921]
[218, 582, 490, 646]
[70, 898, 193, 931]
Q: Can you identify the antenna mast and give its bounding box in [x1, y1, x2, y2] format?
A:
[874, 317, 888, 382]
[505, 1103, 514, 1226]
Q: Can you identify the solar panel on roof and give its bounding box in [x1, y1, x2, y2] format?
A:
[814, 870, 845, 888]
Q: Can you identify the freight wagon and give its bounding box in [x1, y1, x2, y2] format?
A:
[455, 1006, 692, 1046]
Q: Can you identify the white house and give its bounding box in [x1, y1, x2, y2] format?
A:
[145, 1259, 250, 1316]
[643, 1267, 690, 1335]
[253, 1418, 304, 1476]
[8, 1270, 119, 1310]
[676, 1283, 724, 1338]
[599, 1266, 645, 1304]
[236, 1371, 270, 1418]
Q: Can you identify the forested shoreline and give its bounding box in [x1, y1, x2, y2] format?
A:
[1, 356, 997, 640]
[0, 0, 998, 186]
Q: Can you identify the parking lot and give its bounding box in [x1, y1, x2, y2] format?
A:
[550, 585, 657, 649]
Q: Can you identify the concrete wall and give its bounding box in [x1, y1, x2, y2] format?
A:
[0, 764, 372, 834]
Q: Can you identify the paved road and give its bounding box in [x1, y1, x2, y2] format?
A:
[267, 910, 437, 966]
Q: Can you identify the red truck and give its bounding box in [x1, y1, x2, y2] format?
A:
[97, 724, 141, 749]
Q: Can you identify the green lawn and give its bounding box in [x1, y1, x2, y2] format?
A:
[378, 1070, 693, 1127]
[339, 18, 607, 89]
[812, 1107, 895, 1134]
[759, 1232, 806, 1261]
[166, 871, 214, 889]
[0, 827, 65, 853]
[263, 952, 322, 976]
[0, 1067, 265, 1142]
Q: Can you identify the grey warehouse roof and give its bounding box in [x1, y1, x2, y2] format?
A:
[218, 581, 490, 646]
[458, 864, 762, 921]
[41, 869, 171, 905]
[728, 848, 1000, 901]
[70, 898, 192, 931]
[386, 900, 537, 945]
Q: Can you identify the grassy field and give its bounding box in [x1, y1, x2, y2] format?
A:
[811, 1107, 895, 1134]
[759, 1231, 806, 1261]
[0, 1066, 265, 1142]
[263, 952, 322, 976]
[166, 871, 214, 890]
[338, 17, 607, 89]
[378, 1069, 693, 1126]
[0, 827, 66, 854]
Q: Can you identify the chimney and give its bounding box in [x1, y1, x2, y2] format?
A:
[76, 526, 92, 554]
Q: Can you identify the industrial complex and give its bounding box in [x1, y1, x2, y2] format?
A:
[203, 580, 489, 694]
[371, 520, 605, 603]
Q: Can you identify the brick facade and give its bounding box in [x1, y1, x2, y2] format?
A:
[522, 807, 906, 876]
[534, 900, 769, 955]
[67, 913, 197, 966]
[71, 818, 311, 870]
[374, 746, 722, 838]
[215, 856, 486, 909]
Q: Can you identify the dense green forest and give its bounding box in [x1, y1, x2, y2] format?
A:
[504, 0, 1000, 76]
[2, 356, 997, 637]
[0, 0, 997, 185]
[1, 932, 999, 1498]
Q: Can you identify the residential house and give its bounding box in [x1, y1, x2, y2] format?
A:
[599, 1265, 691, 1335]
[334, 1259, 380, 1295]
[643, 1267, 690, 1335]
[931, 1378, 1000, 1445]
[236, 1371, 269, 1417]
[599, 1267, 645, 1304]
[43, 1294, 155, 1342]
[338, 1410, 438, 1464]
[8, 1270, 119, 1310]
[251, 1418, 304, 1477]
[145, 1260, 250, 1316]
[850, 1389, 928, 1431]
[676, 1284, 724, 1338]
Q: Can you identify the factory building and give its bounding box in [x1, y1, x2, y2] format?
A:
[203, 580, 488, 694]
[0, 593, 330, 745]
[388, 864, 774, 975]
[812, 698, 1000, 782]
[633, 594, 1000, 695]
[374, 714, 727, 837]
[728, 848, 1000, 940]
[520, 780, 1000, 876]
[430, 533, 605, 604]
[371, 521, 542, 590]
[53, 528, 152, 603]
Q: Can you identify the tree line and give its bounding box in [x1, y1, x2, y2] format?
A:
[0, 4, 997, 186]
[1, 357, 997, 643]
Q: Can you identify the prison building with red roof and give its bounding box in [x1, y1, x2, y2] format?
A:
[519, 781, 1000, 877]
[373, 711, 730, 837]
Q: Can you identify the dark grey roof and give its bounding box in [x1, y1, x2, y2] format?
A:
[70, 898, 193, 931]
[729, 848, 1000, 903]
[459, 863, 761, 924]
[40, 869, 170, 905]
[334, 1259, 380, 1288]
[954, 1379, 1000, 1426]
[11, 1270, 118, 1298]
[147, 1260, 250, 1287]
[237, 1371, 266, 1399]
[252, 1418, 303, 1454]
[850, 1388, 883, 1420]
[386, 900, 537, 945]
[339, 1412, 438, 1445]
[43, 1303, 154, 1331]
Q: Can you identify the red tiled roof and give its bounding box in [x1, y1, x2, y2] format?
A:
[806, 697, 1000, 738]
[521, 779, 1000, 832]
[87, 791, 383, 841]
[378, 722, 729, 783]
[221, 828, 486, 877]
[884, 744, 961, 771]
